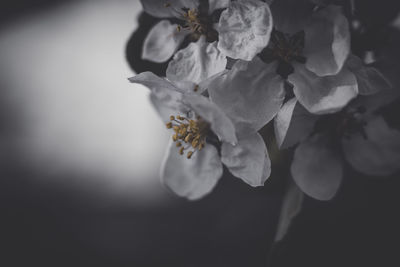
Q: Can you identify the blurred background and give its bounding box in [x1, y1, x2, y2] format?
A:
[0, 1, 399, 266]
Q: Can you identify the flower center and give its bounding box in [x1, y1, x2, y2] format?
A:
[164, 2, 218, 42]
[260, 29, 306, 78]
[166, 115, 210, 159]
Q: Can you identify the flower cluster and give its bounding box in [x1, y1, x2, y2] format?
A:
[129, 0, 400, 200]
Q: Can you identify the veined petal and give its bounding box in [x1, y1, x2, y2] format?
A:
[274, 98, 318, 149]
[270, 0, 313, 34]
[166, 36, 227, 85]
[140, 0, 199, 18]
[208, 0, 230, 14]
[346, 55, 392, 95]
[342, 116, 400, 176]
[209, 58, 285, 135]
[142, 20, 187, 63]
[182, 93, 237, 145]
[290, 63, 358, 114]
[162, 141, 223, 200]
[129, 72, 187, 122]
[291, 134, 343, 201]
[217, 0, 273, 61]
[304, 5, 350, 76]
[221, 132, 271, 187]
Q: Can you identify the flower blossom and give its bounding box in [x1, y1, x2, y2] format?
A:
[129, 37, 271, 199]
[140, 0, 273, 63]
[209, 3, 360, 135]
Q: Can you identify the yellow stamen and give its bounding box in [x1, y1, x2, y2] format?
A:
[167, 114, 209, 159]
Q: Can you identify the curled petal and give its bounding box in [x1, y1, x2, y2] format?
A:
[222, 132, 271, 186]
[346, 55, 392, 95]
[342, 116, 400, 176]
[291, 134, 343, 201]
[142, 20, 187, 63]
[274, 98, 317, 149]
[140, 0, 199, 18]
[182, 94, 237, 145]
[166, 36, 227, 85]
[209, 58, 285, 135]
[304, 5, 350, 76]
[290, 63, 358, 114]
[129, 72, 187, 122]
[162, 141, 223, 200]
[217, 0, 273, 61]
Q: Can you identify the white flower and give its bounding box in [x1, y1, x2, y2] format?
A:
[129, 72, 271, 199]
[288, 90, 400, 200]
[140, 0, 273, 64]
[129, 38, 271, 199]
[140, 0, 230, 63]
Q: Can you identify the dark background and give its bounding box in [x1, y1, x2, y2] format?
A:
[1, 1, 400, 266]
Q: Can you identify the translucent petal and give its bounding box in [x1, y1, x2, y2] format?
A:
[304, 6, 350, 76]
[221, 132, 271, 186]
[209, 58, 285, 135]
[162, 141, 223, 200]
[142, 20, 187, 63]
[166, 36, 227, 85]
[274, 98, 317, 149]
[290, 63, 358, 114]
[217, 0, 273, 61]
[140, 0, 199, 18]
[291, 134, 343, 201]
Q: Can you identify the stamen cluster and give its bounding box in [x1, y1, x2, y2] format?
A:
[166, 115, 209, 159]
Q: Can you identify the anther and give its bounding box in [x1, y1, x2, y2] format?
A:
[176, 142, 182, 147]
[179, 147, 185, 155]
[187, 151, 193, 159]
[170, 115, 175, 121]
[166, 122, 173, 129]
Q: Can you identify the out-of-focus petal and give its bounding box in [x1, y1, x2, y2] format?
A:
[129, 72, 187, 122]
[208, 0, 230, 14]
[303, 6, 350, 77]
[221, 132, 271, 186]
[209, 58, 285, 135]
[291, 134, 343, 201]
[162, 141, 223, 200]
[270, 0, 314, 34]
[274, 98, 318, 149]
[182, 94, 237, 145]
[166, 36, 227, 85]
[342, 116, 400, 176]
[140, 0, 199, 18]
[290, 63, 358, 114]
[142, 20, 187, 63]
[217, 0, 273, 61]
[346, 55, 392, 95]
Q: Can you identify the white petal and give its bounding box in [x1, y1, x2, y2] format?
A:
[274, 98, 317, 149]
[182, 93, 237, 145]
[140, 0, 199, 18]
[304, 5, 350, 76]
[270, 0, 313, 34]
[342, 116, 400, 176]
[128, 72, 187, 122]
[166, 36, 227, 85]
[142, 20, 187, 63]
[162, 141, 223, 200]
[346, 55, 392, 95]
[290, 63, 358, 114]
[222, 132, 271, 186]
[209, 58, 285, 135]
[291, 134, 343, 201]
[275, 180, 304, 242]
[217, 0, 273, 61]
[208, 0, 230, 14]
